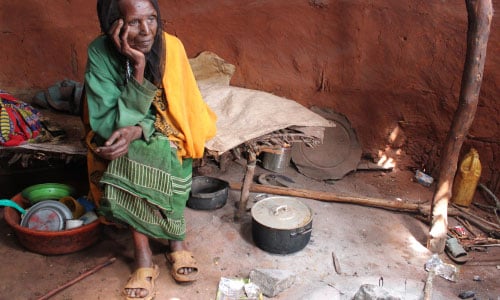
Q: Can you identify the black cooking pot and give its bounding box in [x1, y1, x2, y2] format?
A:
[251, 196, 312, 254]
[187, 176, 229, 210]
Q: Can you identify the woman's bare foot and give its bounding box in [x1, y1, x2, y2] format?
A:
[170, 240, 196, 275]
[124, 230, 154, 298]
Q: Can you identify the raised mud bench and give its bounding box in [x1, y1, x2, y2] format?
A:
[0, 109, 87, 197]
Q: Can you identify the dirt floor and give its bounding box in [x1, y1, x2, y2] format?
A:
[0, 157, 499, 300]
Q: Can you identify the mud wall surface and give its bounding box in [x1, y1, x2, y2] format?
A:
[0, 0, 498, 191]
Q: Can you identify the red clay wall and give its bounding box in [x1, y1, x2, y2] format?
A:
[1, 0, 498, 191]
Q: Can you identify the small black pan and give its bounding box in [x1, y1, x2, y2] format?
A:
[187, 176, 229, 210]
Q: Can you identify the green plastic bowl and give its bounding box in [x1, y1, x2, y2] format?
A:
[21, 183, 75, 204]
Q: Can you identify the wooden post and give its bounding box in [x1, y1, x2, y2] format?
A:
[428, 0, 493, 253]
[235, 150, 257, 221]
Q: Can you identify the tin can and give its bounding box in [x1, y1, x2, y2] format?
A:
[261, 146, 292, 173]
[415, 170, 434, 187]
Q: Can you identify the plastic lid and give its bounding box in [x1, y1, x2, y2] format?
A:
[22, 183, 75, 204]
[251, 196, 312, 230]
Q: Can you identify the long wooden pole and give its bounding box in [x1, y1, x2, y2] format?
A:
[427, 0, 493, 254]
[37, 257, 116, 300]
[230, 181, 500, 236]
[230, 182, 427, 213]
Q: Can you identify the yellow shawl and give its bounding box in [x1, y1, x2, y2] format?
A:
[159, 33, 217, 159]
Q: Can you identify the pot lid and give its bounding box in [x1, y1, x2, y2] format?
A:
[20, 200, 73, 231]
[251, 196, 312, 230]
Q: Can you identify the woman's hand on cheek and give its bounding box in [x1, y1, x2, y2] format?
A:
[109, 19, 146, 70]
[109, 19, 125, 53]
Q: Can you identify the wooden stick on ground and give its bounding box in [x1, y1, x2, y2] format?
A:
[452, 203, 500, 237]
[230, 181, 427, 213]
[428, 0, 493, 254]
[423, 269, 435, 300]
[331, 251, 342, 275]
[229, 181, 500, 238]
[37, 257, 116, 300]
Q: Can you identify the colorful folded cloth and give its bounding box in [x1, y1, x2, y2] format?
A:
[0, 90, 42, 146]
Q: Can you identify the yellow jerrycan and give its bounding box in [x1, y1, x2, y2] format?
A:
[452, 148, 481, 207]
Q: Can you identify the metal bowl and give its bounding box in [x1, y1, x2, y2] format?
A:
[187, 176, 229, 210]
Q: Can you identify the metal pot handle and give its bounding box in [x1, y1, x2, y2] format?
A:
[290, 228, 312, 238]
[253, 193, 269, 202]
[273, 205, 288, 215]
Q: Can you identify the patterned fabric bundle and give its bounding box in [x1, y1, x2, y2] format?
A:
[0, 90, 42, 146]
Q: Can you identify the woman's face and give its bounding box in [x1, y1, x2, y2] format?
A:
[119, 0, 158, 54]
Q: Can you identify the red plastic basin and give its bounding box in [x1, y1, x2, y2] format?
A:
[3, 193, 101, 255]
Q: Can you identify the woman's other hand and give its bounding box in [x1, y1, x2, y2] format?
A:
[95, 125, 142, 160]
